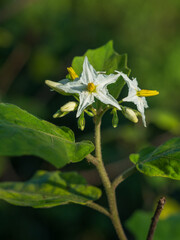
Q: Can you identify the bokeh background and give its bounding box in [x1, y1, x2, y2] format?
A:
[0, 0, 180, 239]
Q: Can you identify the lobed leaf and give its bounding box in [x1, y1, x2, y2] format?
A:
[0, 171, 101, 208]
[130, 137, 180, 180]
[0, 103, 94, 168]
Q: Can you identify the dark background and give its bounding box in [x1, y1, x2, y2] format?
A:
[0, 0, 180, 239]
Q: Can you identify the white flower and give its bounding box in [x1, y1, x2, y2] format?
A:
[118, 72, 159, 127]
[46, 56, 121, 117]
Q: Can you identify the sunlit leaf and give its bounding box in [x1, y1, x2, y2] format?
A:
[0, 171, 101, 208]
[130, 137, 180, 180]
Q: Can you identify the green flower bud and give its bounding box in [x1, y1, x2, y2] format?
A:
[121, 106, 138, 123]
[78, 112, 85, 131]
[111, 108, 119, 128]
[53, 110, 68, 118]
[84, 110, 94, 117]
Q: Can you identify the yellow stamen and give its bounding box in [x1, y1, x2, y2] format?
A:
[137, 89, 159, 97]
[67, 67, 79, 80]
[87, 83, 96, 92]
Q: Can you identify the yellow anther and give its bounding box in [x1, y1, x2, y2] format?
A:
[136, 89, 159, 97]
[87, 82, 96, 92]
[67, 67, 79, 80]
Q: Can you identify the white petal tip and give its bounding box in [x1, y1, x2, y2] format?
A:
[143, 120, 147, 127]
[117, 105, 122, 111]
[76, 112, 80, 118]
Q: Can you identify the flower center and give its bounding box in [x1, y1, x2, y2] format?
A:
[67, 67, 79, 80]
[136, 89, 159, 97]
[87, 83, 96, 92]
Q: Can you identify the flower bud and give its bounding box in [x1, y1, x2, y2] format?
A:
[53, 110, 68, 118]
[111, 108, 119, 128]
[60, 101, 78, 112]
[45, 79, 70, 96]
[84, 110, 94, 117]
[121, 106, 138, 123]
[78, 112, 85, 131]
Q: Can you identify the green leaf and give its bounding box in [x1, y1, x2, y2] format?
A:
[130, 137, 180, 180]
[71, 41, 131, 100]
[126, 210, 180, 240]
[0, 103, 94, 168]
[0, 170, 101, 208]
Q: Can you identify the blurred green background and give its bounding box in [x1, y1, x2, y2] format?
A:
[0, 0, 180, 239]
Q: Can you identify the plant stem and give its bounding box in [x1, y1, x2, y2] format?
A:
[94, 116, 127, 240]
[87, 202, 110, 217]
[86, 154, 98, 165]
[112, 166, 137, 190]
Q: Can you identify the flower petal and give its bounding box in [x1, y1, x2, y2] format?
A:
[123, 88, 137, 102]
[95, 72, 121, 88]
[136, 98, 147, 127]
[142, 97, 148, 108]
[76, 92, 95, 117]
[94, 88, 121, 110]
[56, 80, 86, 94]
[119, 72, 138, 90]
[80, 56, 97, 84]
[45, 79, 70, 95]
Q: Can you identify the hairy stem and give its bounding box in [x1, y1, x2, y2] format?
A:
[94, 116, 127, 240]
[87, 202, 110, 217]
[86, 154, 98, 165]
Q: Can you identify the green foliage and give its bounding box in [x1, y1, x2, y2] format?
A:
[0, 170, 101, 208]
[71, 41, 131, 100]
[0, 103, 94, 168]
[148, 110, 180, 135]
[126, 210, 180, 240]
[130, 137, 180, 180]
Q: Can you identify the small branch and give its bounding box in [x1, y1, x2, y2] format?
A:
[86, 154, 98, 166]
[112, 166, 137, 190]
[86, 202, 110, 217]
[146, 197, 166, 240]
